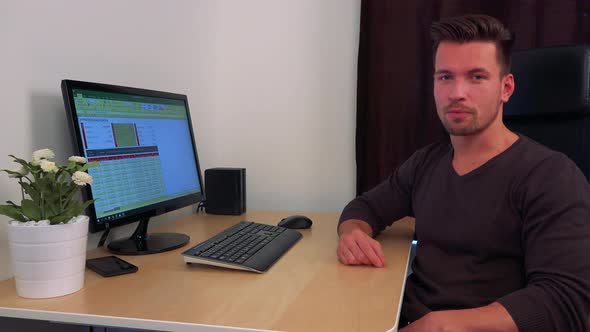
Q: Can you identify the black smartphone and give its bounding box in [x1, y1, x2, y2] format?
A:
[86, 256, 138, 277]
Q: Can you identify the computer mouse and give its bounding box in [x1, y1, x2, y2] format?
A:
[277, 215, 313, 229]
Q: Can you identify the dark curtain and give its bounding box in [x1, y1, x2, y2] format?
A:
[356, 0, 590, 194]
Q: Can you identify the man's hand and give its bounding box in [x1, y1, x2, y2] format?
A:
[399, 311, 457, 332]
[399, 303, 518, 332]
[337, 219, 385, 267]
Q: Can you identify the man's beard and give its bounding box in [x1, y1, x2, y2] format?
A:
[440, 102, 500, 136]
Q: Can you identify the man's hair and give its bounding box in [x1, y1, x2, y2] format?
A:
[430, 14, 515, 76]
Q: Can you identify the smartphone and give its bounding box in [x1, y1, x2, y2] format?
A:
[86, 256, 138, 277]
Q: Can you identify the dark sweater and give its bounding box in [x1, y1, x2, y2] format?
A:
[339, 135, 590, 332]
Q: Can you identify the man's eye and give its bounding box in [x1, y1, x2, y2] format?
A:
[472, 75, 484, 80]
[438, 75, 451, 81]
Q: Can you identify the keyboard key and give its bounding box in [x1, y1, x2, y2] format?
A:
[247, 242, 267, 255]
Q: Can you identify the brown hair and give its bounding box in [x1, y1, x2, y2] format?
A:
[430, 14, 515, 76]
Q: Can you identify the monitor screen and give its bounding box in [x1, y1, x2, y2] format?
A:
[62, 80, 204, 254]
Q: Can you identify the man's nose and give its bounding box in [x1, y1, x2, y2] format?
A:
[449, 80, 467, 100]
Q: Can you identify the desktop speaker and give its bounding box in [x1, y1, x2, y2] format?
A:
[204, 168, 246, 215]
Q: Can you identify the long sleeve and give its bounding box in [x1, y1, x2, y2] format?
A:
[497, 154, 590, 332]
[338, 144, 445, 236]
[338, 171, 412, 236]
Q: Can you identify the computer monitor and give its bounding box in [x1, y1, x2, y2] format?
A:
[61, 79, 204, 255]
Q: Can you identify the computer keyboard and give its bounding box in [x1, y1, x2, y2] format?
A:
[181, 221, 303, 273]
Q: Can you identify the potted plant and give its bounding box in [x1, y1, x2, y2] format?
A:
[0, 148, 97, 298]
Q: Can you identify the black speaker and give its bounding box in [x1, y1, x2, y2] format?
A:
[204, 168, 246, 215]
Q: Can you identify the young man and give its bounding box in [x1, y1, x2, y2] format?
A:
[337, 15, 590, 332]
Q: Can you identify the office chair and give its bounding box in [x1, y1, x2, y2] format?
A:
[504, 45, 590, 181]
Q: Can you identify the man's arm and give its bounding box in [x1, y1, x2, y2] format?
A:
[495, 155, 590, 331]
[336, 173, 411, 268]
[400, 302, 518, 332]
[338, 146, 434, 239]
[336, 148, 429, 267]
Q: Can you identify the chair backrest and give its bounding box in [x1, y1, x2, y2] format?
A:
[504, 45, 590, 180]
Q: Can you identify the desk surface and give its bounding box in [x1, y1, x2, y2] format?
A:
[0, 211, 415, 332]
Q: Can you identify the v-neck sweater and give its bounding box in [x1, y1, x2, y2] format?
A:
[340, 135, 590, 331]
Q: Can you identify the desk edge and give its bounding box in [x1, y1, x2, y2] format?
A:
[0, 307, 275, 332]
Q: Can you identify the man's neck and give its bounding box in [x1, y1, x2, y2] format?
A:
[450, 123, 519, 175]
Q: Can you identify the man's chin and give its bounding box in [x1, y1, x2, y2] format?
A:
[444, 125, 481, 136]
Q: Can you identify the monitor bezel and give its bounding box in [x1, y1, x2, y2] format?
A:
[61, 79, 205, 233]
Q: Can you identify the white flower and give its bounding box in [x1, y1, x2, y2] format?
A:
[39, 159, 58, 173]
[32, 148, 55, 161]
[68, 156, 87, 164]
[72, 171, 93, 186]
[8, 165, 28, 178]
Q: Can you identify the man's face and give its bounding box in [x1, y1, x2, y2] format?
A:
[433, 41, 514, 136]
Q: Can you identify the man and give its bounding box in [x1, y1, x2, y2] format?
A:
[337, 14, 590, 332]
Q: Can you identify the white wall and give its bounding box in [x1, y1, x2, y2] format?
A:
[0, 0, 360, 281]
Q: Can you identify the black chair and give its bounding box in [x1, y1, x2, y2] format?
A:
[504, 45, 590, 181]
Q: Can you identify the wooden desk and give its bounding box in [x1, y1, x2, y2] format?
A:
[0, 211, 415, 332]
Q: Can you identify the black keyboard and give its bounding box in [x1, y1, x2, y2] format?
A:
[181, 221, 302, 273]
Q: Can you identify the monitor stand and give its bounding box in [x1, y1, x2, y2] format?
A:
[107, 217, 190, 255]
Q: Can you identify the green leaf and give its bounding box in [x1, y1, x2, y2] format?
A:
[50, 199, 93, 224]
[77, 165, 91, 172]
[21, 199, 42, 221]
[44, 203, 60, 219]
[65, 161, 77, 172]
[36, 176, 52, 193]
[8, 154, 28, 163]
[30, 167, 41, 176]
[44, 187, 60, 202]
[62, 185, 80, 208]
[52, 201, 80, 221]
[0, 204, 26, 222]
[2, 169, 23, 177]
[8, 155, 32, 169]
[75, 199, 94, 215]
[77, 162, 99, 172]
[21, 183, 40, 202]
[50, 215, 71, 224]
[54, 169, 64, 183]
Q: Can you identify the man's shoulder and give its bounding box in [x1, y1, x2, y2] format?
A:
[397, 140, 452, 178]
[509, 134, 586, 188]
[513, 134, 571, 167]
[410, 140, 452, 163]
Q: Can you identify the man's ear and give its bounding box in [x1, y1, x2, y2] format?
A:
[500, 73, 515, 103]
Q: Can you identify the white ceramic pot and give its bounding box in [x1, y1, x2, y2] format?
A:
[7, 216, 89, 298]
